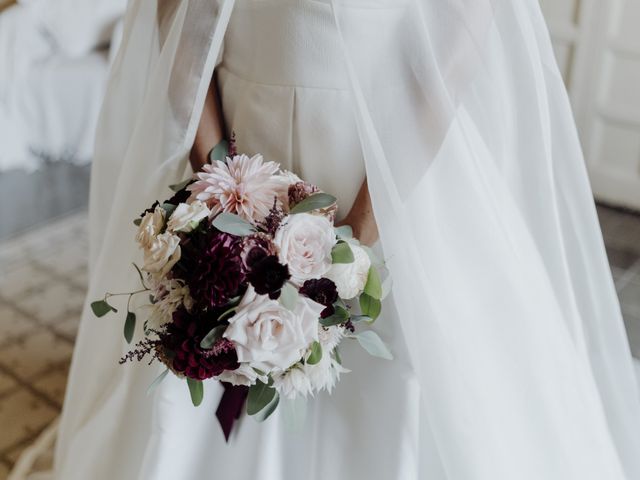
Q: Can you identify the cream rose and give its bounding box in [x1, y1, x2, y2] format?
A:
[167, 201, 210, 233]
[142, 232, 181, 275]
[135, 205, 165, 249]
[223, 286, 324, 372]
[324, 243, 371, 299]
[274, 213, 336, 286]
[215, 364, 268, 387]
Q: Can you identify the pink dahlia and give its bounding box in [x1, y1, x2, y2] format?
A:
[188, 154, 286, 223]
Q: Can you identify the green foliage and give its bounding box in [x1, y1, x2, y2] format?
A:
[91, 300, 117, 317]
[331, 241, 354, 264]
[212, 212, 255, 236]
[306, 341, 323, 365]
[359, 293, 381, 321]
[124, 312, 136, 344]
[187, 378, 204, 407]
[356, 330, 393, 360]
[247, 379, 277, 416]
[290, 193, 336, 214]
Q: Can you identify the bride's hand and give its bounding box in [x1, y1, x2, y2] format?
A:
[336, 179, 379, 246]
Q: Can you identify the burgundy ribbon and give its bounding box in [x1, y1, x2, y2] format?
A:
[215, 382, 249, 442]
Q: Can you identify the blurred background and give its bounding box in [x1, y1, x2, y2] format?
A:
[0, 0, 639, 477]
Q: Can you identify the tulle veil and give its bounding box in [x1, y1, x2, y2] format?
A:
[35, 0, 640, 478]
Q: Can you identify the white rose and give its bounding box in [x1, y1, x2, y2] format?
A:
[324, 244, 371, 299]
[223, 285, 324, 372]
[272, 366, 313, 400]
[142, 232, 181, 275]
[215, 364, 268, 387]
[135, 205, 165, 249]
[274, 213, 336, 286]
[167, 201, 211, 233]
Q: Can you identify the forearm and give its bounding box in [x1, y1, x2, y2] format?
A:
[339, 178, 379, 246]
[190, 74, 225, 171]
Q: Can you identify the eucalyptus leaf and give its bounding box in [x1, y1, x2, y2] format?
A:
[161, 202, 177, 217]
[363, 267, 383, 300]
[147, 369, 169, 395]
[306, 341, 323, 365]
[124, 311, 136, 344]
[290, 193, 336, 214]
[254, 392, 280, 422]
[356, 330, 394, 360]
[331, 242, 354, 264]
[247, 379, 277, 416]
[91, 300, 116, 317]
[212, 212, 255, 236]
[186, 378, 204, 407]
[200, 325, 227, 349]
[208, 139, 229, 162]
[319, 305, 350, 327]
[334, 225, 353, 239]
[279, 283, 298, 311]
[168, 178, 193, 192]
[334, 347, 342, 365]
[359, 293, 382, 321]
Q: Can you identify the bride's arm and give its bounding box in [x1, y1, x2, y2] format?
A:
[338, 179, 379, 246]
[190, 75, 225, 171]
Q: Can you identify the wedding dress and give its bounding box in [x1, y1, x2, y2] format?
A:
[11, 0, 640, 479]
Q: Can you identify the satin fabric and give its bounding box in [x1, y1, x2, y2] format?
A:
[12, 0, 640, 478]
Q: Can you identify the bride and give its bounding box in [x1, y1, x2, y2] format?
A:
[12, 0, 640, 478]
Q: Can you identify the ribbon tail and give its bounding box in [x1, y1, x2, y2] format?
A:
[215, 382, 249, 442]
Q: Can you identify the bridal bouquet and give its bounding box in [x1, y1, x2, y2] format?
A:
[91, 145, 391, 440]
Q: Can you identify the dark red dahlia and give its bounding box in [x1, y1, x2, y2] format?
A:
[165, 183, 193, 206]
[160, 308, 239, 380]
[300, 278, 338, 318]
[241, 233, 277, 269]
[247, 255, 290, 298]
[173, 227, 245, 310]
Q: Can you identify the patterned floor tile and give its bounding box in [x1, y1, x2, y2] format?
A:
[15, 283, 85, 325]
[33, 365, 70, 406]
[0, 371, 17, 397]
[0, 304, 39, 347]
[0, 390, 57, 452]
[0, 330, 73, 379]
[0, 263, 50, 301]
[51, 315, 81, 341]
[0, 461, 9, 480]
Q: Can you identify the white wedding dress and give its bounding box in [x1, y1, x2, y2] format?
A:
[12, 0, 640, 479]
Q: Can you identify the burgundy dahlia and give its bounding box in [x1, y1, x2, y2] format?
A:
[165, 184, 193, 206]
[299, 278, 338, 318]
[160, 308, 239, 380]
[173, 227, 245, 310]
[241, 233, 277, 269]
[247, 255, 290, 297]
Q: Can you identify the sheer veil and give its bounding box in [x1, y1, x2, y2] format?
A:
[44, 0, 640, 478]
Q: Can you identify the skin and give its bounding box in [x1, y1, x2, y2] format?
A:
[190, 75, 379, 246]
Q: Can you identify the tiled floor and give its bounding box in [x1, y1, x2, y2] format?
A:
[0, 205, 638, 477]
[0, 213, 87, 476]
